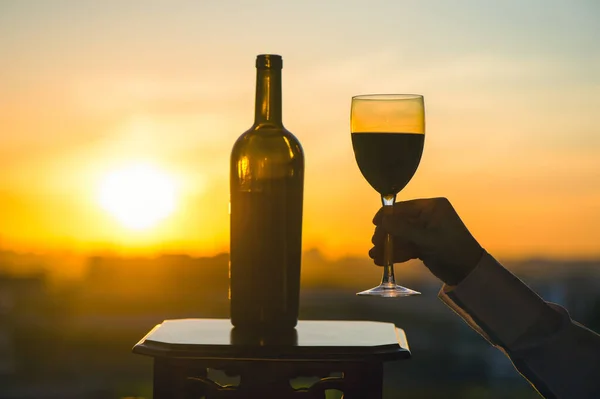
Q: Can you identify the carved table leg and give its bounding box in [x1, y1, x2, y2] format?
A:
[158, 359, 385, 399]
[154, 359, 179, 399]
[342, 362, 383, 399]
[363, 362, 384, 399]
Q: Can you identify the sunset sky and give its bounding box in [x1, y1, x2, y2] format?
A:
[1, 0, 599, 259]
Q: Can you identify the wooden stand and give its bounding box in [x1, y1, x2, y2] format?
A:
[133, 319, 410, 399]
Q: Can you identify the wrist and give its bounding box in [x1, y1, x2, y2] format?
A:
[448, 247, 484, 286]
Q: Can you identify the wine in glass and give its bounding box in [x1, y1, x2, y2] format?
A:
[351, 94, 425, 297]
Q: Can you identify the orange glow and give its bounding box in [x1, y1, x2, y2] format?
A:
[0, 2, 599, 264]
[98, 163, 178, 230]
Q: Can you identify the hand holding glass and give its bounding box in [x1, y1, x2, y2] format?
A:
[351, 94, 425, 297]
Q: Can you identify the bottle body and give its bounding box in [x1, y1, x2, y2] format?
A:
[229, 55, 304, 330]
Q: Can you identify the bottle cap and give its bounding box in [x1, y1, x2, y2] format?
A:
[256, 54, 283, 69]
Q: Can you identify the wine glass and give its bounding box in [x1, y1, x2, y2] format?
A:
[351, 94, 425, 297]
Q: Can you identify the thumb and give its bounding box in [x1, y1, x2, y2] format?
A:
[382, 215, 427, 245]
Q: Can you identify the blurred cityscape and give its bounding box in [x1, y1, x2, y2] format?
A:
[1, 249, 599, 399]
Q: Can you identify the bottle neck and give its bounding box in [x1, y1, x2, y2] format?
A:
[254, 67, 282, 126]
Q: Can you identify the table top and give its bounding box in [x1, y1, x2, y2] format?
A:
[133, 319, 410, 362]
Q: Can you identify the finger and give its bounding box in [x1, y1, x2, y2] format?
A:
[371, 226, 386, 245]
[393, 248, 417, 263]
[373, 253, 384, 266]
[370, 239, 419, 265]
[399, 241, 420, 260]
[369, 246, 381, 262]
[369, 245, 384, 266]
[372, 199, 431, 225]
[373, 208, 384, 225]
[381, 215, 429, 245]
[372, 225, 417, 250]
[369, 246, 377, 258]
[371, 246, 416, 266]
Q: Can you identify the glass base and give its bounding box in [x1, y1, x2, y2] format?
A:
[356, 283, 421, 298]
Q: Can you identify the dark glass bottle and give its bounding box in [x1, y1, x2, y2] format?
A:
[230, 54, 304, 331]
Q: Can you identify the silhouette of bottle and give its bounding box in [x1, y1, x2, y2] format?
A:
[230, 54, 304, 331]
[230, 327, 298, 346]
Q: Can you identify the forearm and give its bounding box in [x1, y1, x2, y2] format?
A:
[508, 309, 600, 399]
[439, 252, 600, 398]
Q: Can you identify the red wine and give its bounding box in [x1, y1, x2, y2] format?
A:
[230, 55, 304, 330]
[351, 132, 424, 196]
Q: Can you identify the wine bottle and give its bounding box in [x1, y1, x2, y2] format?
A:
[230, 54, 304, 330]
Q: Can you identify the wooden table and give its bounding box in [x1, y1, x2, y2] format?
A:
[133, 319, 410, 399]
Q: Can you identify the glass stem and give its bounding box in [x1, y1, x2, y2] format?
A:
[381, 194, 397, 286]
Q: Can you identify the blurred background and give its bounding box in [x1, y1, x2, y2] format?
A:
[0, 0, 599, 398]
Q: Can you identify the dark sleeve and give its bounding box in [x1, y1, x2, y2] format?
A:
[439, 252, 600, 398]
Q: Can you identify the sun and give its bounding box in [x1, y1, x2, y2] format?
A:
[98, 163, 178, 230]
